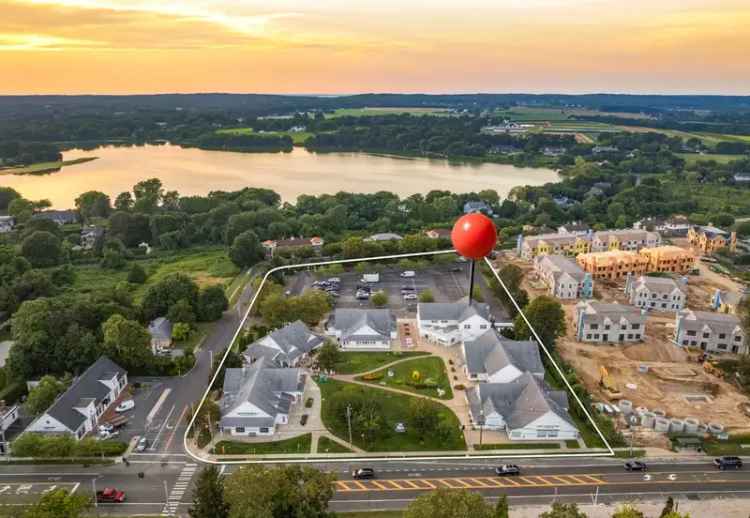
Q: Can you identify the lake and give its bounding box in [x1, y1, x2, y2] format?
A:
[1, 144, 559, 208]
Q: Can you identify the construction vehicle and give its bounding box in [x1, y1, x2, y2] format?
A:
[599, 366, 623, 399]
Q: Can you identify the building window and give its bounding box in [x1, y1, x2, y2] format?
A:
[235, 427, 245, 433]
[260, 427, 270, 433]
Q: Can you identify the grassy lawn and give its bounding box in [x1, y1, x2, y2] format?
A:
[703, 434, 750, 456]
[333, 351, 430, 375]
[328, 107, 452, 118]
[474, 442, 560, 450]
[212, 434, 312, 455]
[677, 153, 745, 165]
[0, 157, 97, 175]
[318, 379, 465, 452]
[356, 356, 453, 400]
[317, 436, 352, 454]
[565, 439, 581, 449]
[339, 512, 403, 518]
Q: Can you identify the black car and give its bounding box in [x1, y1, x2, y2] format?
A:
[352, 468, 375, 479]
[714, 456, 743, 470]
[624, 461, 647, 472]
[494, 464, 520, 476]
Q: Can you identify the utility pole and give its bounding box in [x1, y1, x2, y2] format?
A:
[468, 259, 476, 304]
[346, 405, 353, 445]
[92, 479, 97, 509]
[478, 410, 485, 448]
[163, 480, 169, 505]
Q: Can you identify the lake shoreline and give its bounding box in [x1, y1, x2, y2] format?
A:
[0, 156, 98, 176]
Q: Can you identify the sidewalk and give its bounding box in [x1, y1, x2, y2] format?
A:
[503, 498, 750, 518]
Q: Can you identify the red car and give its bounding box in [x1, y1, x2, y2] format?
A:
[96, 488, 126, 503]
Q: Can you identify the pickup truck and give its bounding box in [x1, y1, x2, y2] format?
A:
[96, 488, 126, 503]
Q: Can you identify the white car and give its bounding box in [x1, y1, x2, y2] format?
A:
[394, 422, 407, 433]
[403, 293, 418, 300]
[115, 400, 135, 413]
[400, 271, 415, 278]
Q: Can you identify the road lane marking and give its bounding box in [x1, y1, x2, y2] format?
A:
[146, 388, 172, 426]
[371, 481, 390, 490]
[150, 404, 176, 451]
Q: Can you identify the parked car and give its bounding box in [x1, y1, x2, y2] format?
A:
[115, 400, 135, 413]
[96, 488, 126, 503]
[624, 461, 647, 472]
[403, 293, 418, 300]
[98, 423, 115, 434]
[714, 456, 743, 470]
[400, 271, 415, 278]
[134, 437, 149, 453]
[98, 430, 119, 441]
[300, 414, 309, 426]
[494, 464, 521, 476]
[352, 468, 376, 479]
[356, 291, 370, 300]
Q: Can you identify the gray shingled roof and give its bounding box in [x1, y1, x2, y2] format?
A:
[42, 357, 126, 432]
[578, 301, 647, 326]
[243, 320, 325, 366]
[366, 233, 403, 241]
[536, 255, 586, 283]
[148, 317, 172, 340]
[464, 330, 542, 377]
[633, 276, 683, 293]
[220, 358, 302, 429]
[419, 298, 490, 322]
[679, 309, 742, 334]
[468, 372, 573, 429]
[329, 309, 395, 341]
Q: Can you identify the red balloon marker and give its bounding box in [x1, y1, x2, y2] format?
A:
[451, 213, 497, 259]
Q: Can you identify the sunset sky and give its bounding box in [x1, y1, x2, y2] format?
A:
[1, 0, 749, 95]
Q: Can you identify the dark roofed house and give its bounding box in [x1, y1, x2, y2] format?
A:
[424, 228, 452, 240]
[219, 358, 304, 437]
[148, 317, 173, 353]
[243, 320, 325, 367]
[462, 329, 543, 383]
[262, 237, 324, 257]
[467, 372, 578, 440]
[463, 200, 493, 216]
[32, 210, 78, 226]
[25, 357, 127, 440]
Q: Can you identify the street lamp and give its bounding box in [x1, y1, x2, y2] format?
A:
[478, 410, 486, 448]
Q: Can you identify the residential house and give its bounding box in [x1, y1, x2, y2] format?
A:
[262, 237, 324, 257]
[633, 216, 690, 237]
[556, 222, 591, 236]
[219, 358, 304, 436]
[534, 254, 593, 300]
[364, 233, 403, 242]
[576, 250, 650, 281]
[417, 299, 492, 346]
[542, 146, 566, 157]
[552, 196, 576, 209]
[0, 216, 14, 233]
[467, 372, 579, 440]
[592, 145, 619, 154]
[674, 309, 746, 355]
[639, 246, 695, 274]
[688, 226, 737, 254]
[625, 275, 687, 312]
[733, 174, 750, 183]
[80, 226, 104, 250]
[590, 229, 661, 252]
[326, 308, 396, 350]
[574, 301, 646, 343]
[518, 233, 591, 261]
[148, 317, 173, 353]
[463, 200, 493, 215]
[25, 357, 128, 439]
[0, 402, 19, 453]
[463, 330, 543, 383]
[424, 228, 452, 240]
[243, 320, 325, 368]
[32, 210, 78, 226]
[710, 289, 747, 315]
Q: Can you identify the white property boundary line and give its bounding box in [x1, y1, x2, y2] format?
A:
[183, 250, 614, 464]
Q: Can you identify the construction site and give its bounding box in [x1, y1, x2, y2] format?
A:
[500, 250, 750, 448]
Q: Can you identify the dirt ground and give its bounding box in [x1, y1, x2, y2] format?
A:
[497, 250, 750, 442]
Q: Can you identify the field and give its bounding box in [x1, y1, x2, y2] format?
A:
[0, 157, 97, 175]
[317, 436, 352, 453]
[215, 127, 312, 144]
[496, 106, 654, 122]
[357, 356, 453, 399]
[327, 107, 453, 118]
[72, 247, 240, 300]
[318, 379, 465, 452]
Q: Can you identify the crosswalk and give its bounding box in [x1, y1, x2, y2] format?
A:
[335, 473, 605, 492]
[161, 462, 198, 516]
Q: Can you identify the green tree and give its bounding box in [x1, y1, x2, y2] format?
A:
[223, 465, 335, 518]
[102, 314, 152, 370]
[127, 263, 148, 284]
[539, 502, 588, 518]
[0, 186, 20, 211]
[189, 465, 229, 518]
[8, 198, 35, 223]
[173, 322, 191, 342]
[612, 504, 644, 518]
[494, 495, 509, 518]
[17, 488, 91, 518]
[513, 295, 566, 350]
[316, 341, 340, 371]
[419, 289, 435, 303]
[21, 231, 62, 268]
[229, 230, 265, 268]
[141, 273, 200, 321]
[408, 398, 440, 440]
[100, 248, 126, 269]
[168, 298, 197, 325]
[197, 285, 229, 321]
[25, 375, 67, 415]
[404, 488, 494, 518]
[114, 192, 133, 211]
[371, 291, 388, 307]
[74, 191, 111, 221]
[133, 178, 163, 213]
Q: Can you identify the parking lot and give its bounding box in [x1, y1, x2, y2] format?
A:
[286, 261, 507, 318]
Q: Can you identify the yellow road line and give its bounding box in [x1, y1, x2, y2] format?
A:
[501, 477, 521, 486]
[335, 482, 353, 491]
[547, 475, 572, 485]
[466, 478, 493, 487]
[438, 479, 465, 489]
[371, 481, 390, 490]
[568, 475, 591, 485]
[477, 477, 505, 487]
[420, 480, 437, 489]
[351, 480, 367, 490]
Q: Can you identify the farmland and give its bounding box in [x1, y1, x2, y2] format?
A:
[327, 107, 453, 118]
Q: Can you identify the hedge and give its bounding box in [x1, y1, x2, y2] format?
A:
[11, 434, 127, 458]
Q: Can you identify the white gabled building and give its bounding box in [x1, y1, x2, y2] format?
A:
[325, 309, 396, 350]
[243, 320, 325, 367]
[591, 229, 661, 252]
[417, 299, 492, 346]
[625, 275, 687, 312]
[467, 372, 579, 440]
[534, 254, 593, 300]
[25, 357, 128, 440]
[574, 301, 646, 343]
[462, 330, 544, 383]
[674, 309, 746, 355]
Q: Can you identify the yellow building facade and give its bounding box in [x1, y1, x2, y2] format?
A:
[576, 250, 650, 281]
[639, 246, 695, 274]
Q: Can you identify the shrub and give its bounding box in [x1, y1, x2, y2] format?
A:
[361, 372, 384, 381]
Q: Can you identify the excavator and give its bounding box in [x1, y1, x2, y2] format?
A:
[698, 352, 724, 379]
[599, 366, 623, 399]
